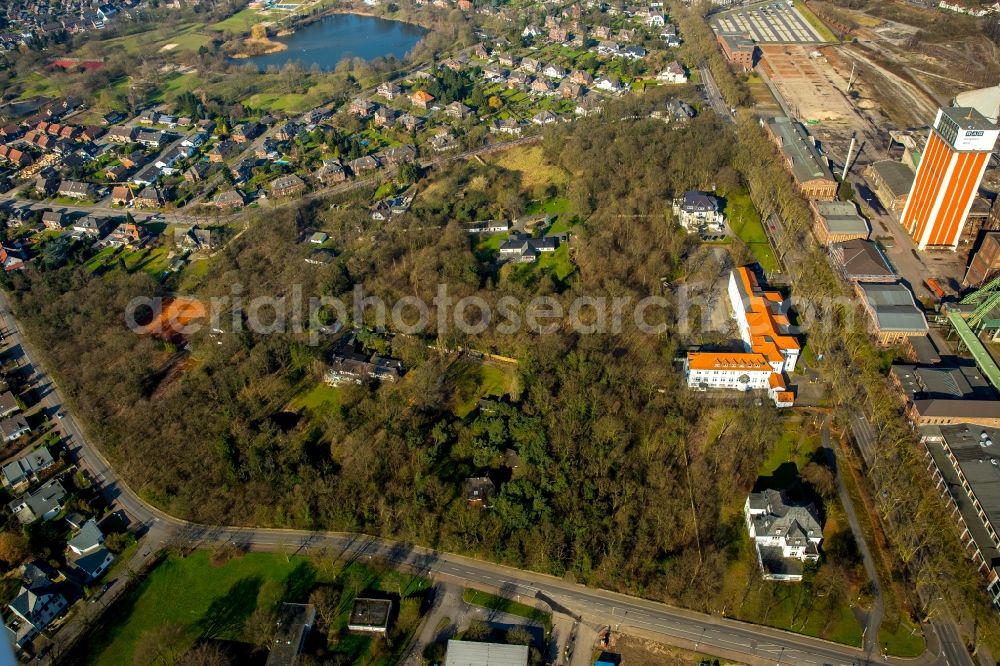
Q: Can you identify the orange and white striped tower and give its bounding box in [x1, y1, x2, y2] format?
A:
[900, 106, 998, 251]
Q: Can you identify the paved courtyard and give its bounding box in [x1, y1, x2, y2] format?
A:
[712, 2, 827, 44]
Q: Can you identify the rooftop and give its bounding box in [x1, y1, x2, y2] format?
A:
[266, 603, 316, 666]
[765, 117, 834, 185]
[832, 239, 894, 279]
[348, 597, 392, 630]
[892, 363, 995, 401]
[937, 425, 1000, 568]
[686, 351, 771, 371]
[939, 105, 997, 133]
[868, 160, 915, 197]
[445, 640, 530, 666]
[856, 282, 928, 333]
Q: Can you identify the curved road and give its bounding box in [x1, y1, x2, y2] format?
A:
[0, 295, 957, 666]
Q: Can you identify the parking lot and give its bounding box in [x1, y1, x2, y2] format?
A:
[712, 2, 827, 44]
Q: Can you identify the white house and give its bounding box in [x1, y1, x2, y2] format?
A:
[657, 61, 688, 84]
[594, 77, 624, 93]
[66, 519, 114, 581]
[672, 190, 723, 233]
[543, 64, 566, 80]
[684, 352, 793, 407]
[744, 489, 822, 581]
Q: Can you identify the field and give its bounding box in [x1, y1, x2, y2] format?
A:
[289, 382, 341, 412]
[209, 8, 264, 33]
[87, 549, 431, 665]
[489, 145, 570, 192]
[448, 360, 516, 417]
[725, 191, 781, 274]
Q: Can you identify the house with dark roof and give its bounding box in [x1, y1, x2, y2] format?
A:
[4, 563, 68, 649]
[744, 488, 822, 581]
[0, 414, 30, 442]
[266, 603, 316, 666]
[0, 390, 19, 418]
[57, 179, 91, 199]
[1, 447, 54, 491]
[672, 191, 724, 233]
[9, 479, 66, 524]
[498, 233, 559, 263]
[464, 477, 496, 508]
[270, 174, 306, 199]
[213, 190, 246, 210]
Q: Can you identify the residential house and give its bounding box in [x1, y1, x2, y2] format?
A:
[543, 64, 566, 79]
[175, 226, 221, 251]
[66, 519, 114, 581]
[399, 114, 423, 132]
[520, 57, 540, 73]
[570, 70, 594, 86]
[373, 106, 397, 128]
[376, 82, 401, 100]
[105, 126, 136, 143]
[104, 164, 129, 182]
[1, 447, 54, 492]
[231, 122, 262, 144]
[197, 119, 217, 133]
[180, 132, 207, 149]
[498, 52, 519, 68]
[110, 185, 134, 206]
[4, 563, 68, 649]
[532, 110, 558, 125]
[530, 78, 554, 95]
[464, 477, 496, 507]
[135, 129, 164, 148]
[507, 71, 531, 89]
[594, 77, 624, 93]
[57, 180, 91, 199]
[471, 43, 489, 59]
[445, 101, 472, 120]
[131, 163, 160, 187]
[325, 339, 403, 385]
[854, 281, 929, 345]
[429, 130, 458, 152]
[657, 61, 688, 83]
[305, 250, 336, 266]
[489, 119, 522, 136]
[0, 413, 29, 442]
[745, 489, 822, 581]
[270, 174, 306, 199]
[575, 94, 604, 116]
[620, 45, 647, 60]
[314, 160, 347, 185]
[672, 191, 725, 233]
[348, 155, 380, 175]
[498, 233, 558, 262]
[40, 211, 64, 229]
[349, 98, 375, 117]
[558, 81, 582, 99]
[207, 140, 238, 163]
[255, 138, 280, 160]
[72, 215, 114, 237]
[382, 145, 416, 166]
[184, 163, 210, 183]
[273, 123, 299, 142]
[212, 190, 246, 210]
[134, 186, 161, 208]
[548, 27, 568, 42]
[411, 90, 435, 110]
[9, 479, 66, 524]
[466, 220, 512, 234]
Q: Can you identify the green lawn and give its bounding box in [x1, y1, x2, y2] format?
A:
[87, 551, 311, 666]
[463, 588, 552, 634]
[89, 550, 431, 666]
[526, 197, 570, 217]
[476, 232, 508, 254]
[536, 243, 575, 281]
[879, 615, 926, 657]
[726, 191, 781, 274]
[208, 7, 263, 33]
[290, 383, 341, 412]
[449, 361, 514, 417]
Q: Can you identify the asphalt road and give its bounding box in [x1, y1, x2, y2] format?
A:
[699, 64, 734, 122]
[0, 228, 964, 666]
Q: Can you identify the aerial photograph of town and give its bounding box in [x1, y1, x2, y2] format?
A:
[0, 0, 998, 663]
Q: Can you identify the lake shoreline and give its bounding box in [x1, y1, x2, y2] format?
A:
[240, 11, 428, 71]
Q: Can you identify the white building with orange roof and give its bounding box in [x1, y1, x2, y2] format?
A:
[684, 352, 794, 408]
[727, 267, 800, 373]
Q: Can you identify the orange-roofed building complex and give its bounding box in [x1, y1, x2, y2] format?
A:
[683, 267, 799, 408]
[727, 267, 800, 373]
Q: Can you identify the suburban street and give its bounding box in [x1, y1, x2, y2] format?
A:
[0, 296, 968, 665]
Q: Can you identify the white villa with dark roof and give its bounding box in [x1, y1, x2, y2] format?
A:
[745, 489, 823, 581]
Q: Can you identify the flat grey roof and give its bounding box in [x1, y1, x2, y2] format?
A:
[857, 282, 928, 332]
[940, 106, 997, 133]
[446, 640, 529, 666]
[936, 425, 1000, 569]
[348, 597, 391, 628]
[869, 160, 915, 197]
[892, 363, 994, 400]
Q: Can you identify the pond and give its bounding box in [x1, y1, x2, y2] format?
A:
[246, 13, 427, 71]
